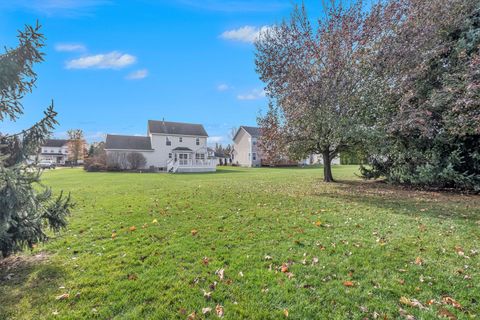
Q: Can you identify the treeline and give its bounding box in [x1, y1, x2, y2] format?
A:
[256, 0, 480, 191]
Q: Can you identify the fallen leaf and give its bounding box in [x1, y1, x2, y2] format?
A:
[202, 307, 212, 315]
[442, 297, 462, 309]
[202, 257, 209, 265]
[283, 308, 289, 317]
[55, 293, 69, 300]
[152, 219, 158, 224]
[129, 226, 136, 232]
[238, 271, 244, 277]
[215, 304, 224, 317]
[438, 308, 457, 319]
[187, 311, 196, 320]
[343, 281, 354, 287]
[111, 232, 117, 239]
[264, 255, 272, 260]
[202, 290, 212, 300]
[454, 246, 464, 256]
[399, 297, 425, 309]
[312, 257, 319, 265]
[191, 229, 198, 236]
[315, 221, 322, 227]
[216, 268, 225, 281]
[414, 257, 423, 265]
[127, 273, 138, 281]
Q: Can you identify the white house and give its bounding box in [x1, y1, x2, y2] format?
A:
[37, 139, 69, 165]
[232, 126, 263, 167]
[105, 120, 216, 173]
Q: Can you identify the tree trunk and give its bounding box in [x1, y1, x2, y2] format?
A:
[322, 151, 334, 182]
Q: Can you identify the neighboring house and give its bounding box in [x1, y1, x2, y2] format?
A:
[208, 148, 231, 165]
[37, 139, 69, 165]
[105, 120, 216, 173]
[232, 126, 262, 167]
[301, 154, 340, 166]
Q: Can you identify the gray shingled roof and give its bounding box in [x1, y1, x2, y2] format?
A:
[105, 134, 153, 151]
[148, 120, 208, 137]
[233, 126, 262, 141]
[43, 139, 68, 147]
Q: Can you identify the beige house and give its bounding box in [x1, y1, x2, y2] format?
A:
[232, 126, 262, 167]
[105, 120, 216, 173]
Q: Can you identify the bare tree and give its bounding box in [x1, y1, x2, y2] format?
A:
[127, 152, 147, 170]
[67, 129, 85, 165]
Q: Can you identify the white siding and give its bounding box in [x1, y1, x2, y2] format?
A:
[149, 134, 208, 168]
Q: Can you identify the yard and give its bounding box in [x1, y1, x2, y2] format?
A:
[1, 166, 479, 319]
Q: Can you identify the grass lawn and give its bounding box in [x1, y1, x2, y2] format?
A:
[1, 166, 479, 319]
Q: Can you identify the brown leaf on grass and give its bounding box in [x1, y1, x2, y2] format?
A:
[414, 257, 423, 265]
[442, 297, 462, 309]
[343, 281, 354, 287]
[454, 246, 465, 256]
[191, 229, 198, 236]
[399, 297, 426, 309]
[111, 232, 116, 239]
[216, 268, 225, 280]
[202, 307, 212, 315]
[281, 264, 289, 273]
[215, 304, 224, 317]
[283, 308, 289, 317]
[438, 308, 457, 319]
[315, 221, 322, 227]
[202, 257, 209, 265]
[55, 293, 69, 300]
[129, 226, 136, 232]
[127, 273, 138, 281]
[187, 311, 196, 319]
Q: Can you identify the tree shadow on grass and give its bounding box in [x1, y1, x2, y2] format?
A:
[0, 252, 65, 318]
[312, 179, 480, 222]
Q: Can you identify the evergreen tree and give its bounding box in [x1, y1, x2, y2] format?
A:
[0, 22, 72, 258]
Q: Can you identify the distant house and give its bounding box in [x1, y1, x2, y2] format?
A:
[232, 126, 262, 167]
[38, 139, 69, 165]
[105, 120, 216, 173]
[208, 148, 231, 165]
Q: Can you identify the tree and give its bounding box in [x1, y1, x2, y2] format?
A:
[255, 2, 377, 181]
[67, 129, 85, 165]
[0, 22, 72, 258]
[257, 103, 289, 166]
[127, 152, 147, 170]
[360, 0, 480, 191]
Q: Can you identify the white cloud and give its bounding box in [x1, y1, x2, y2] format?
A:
[66, 51, 136, 70]
[126, 69, 148, 80]
[237, 88, 266, 100]
[208, 136, 225, 144]
[217, 83, 230, 91]
[220, 25, 271, 43]
[55, 43, 86, 52]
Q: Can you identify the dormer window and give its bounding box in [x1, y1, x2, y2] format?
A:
[166, 137, 171, 146]
[179, 137, 183, 142]
[196, 138, 200, 145]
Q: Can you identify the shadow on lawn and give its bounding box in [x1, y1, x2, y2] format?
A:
[0, 252, 65, 318]
[313, 179, 480, 222]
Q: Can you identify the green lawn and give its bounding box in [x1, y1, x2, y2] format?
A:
[1, 166, 479, 319]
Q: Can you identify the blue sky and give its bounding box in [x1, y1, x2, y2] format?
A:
[0, 0, 323, 145]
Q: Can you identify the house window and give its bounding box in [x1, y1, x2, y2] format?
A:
[169, 153, 172, 159]
[51, 149, 54, 153]
[196, 138, 200, 145]
[166, 137, 171, 146]
[195, 153, 205, 160]
[252, 153, 257, 161]
[252, 139, 257, 146]
[179, 137, 183, 142]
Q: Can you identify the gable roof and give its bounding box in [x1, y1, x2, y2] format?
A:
[233, 126, 262, 141]
[105, 134, 153, 151]
[148, 120, 208, 137]
[43, 139, 68, 147]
